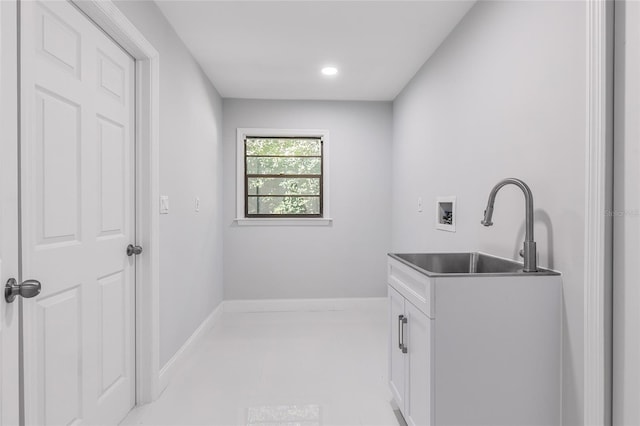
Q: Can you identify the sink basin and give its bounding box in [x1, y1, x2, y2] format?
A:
[389, 252, 559, 276]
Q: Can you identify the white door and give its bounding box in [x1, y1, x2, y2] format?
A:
[0, 271, 19, 426]
[20, 1, 136, 424]
[0, 1, 21, 424]
[388, 285, 406, 410]
[404, 301, 432, 426]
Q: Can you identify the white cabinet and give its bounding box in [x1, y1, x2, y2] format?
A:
[404, 300, 432, 426]
[388, 285, 406, 408]
[387, 256, 562, 426]
[388, 285, 433, 426]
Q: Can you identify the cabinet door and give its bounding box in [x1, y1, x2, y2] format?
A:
[388, 285, 406, 410]
[405, 301, 433, 426]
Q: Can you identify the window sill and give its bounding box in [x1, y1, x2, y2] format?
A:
[234, 217, 333, 226]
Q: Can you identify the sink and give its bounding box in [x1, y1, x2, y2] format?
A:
[388, 252, 559, 276]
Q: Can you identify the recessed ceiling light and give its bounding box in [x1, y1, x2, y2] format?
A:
[321, 66, 338, 76]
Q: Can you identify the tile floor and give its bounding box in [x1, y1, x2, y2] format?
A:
[120, 304, 402, 426]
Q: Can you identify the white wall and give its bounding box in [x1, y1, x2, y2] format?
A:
[114, 1, 224, 367]
[223, 99, 392, 300]
[391, 2, 586, 424]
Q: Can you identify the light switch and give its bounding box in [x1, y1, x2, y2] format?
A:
[417, 197, 423, 212]
[195, 197, 200, 212]
[160, 196, 169, 214]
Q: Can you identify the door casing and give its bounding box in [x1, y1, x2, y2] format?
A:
[0, 0, 21, 424]
[612, 1, 640, 424]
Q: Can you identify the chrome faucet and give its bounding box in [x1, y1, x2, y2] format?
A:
[481, 178, 537, 272]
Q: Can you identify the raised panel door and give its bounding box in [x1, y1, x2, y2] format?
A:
[20, 1, 135, 424]
[389, 285, 406, 411]
[404, 300, 433, 426]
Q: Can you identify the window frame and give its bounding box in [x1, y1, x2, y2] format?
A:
[236, 128, 332, 226]
[244, 136, 323, 218]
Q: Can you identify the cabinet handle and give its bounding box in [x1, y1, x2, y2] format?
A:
[398, 315, 404, 349]
[401, 315, 408, 354]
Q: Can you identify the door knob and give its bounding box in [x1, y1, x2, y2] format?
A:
[5, 278, 41, 303]
[126, 244, 143, 256]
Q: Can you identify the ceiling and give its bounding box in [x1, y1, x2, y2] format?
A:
[155, 1, 476, 101]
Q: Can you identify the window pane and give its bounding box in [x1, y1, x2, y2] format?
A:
[248, 196, 320, 215]
[245, 138, 321, 156]
[246, 157, 321, 175]
[248, 177, 320, 196]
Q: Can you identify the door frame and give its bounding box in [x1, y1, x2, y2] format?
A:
[0, 0, 21, 424]
[68, 0, 162, 404]
[612, 1, 640, 424]
[8, 0, 614, 421]
[584, 0, 613, 424]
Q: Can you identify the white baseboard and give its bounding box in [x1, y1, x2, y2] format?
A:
[222, 297, 387, 313]
[158, 302, 224, 391]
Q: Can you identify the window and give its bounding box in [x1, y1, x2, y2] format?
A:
[236, 129, 331, 225]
